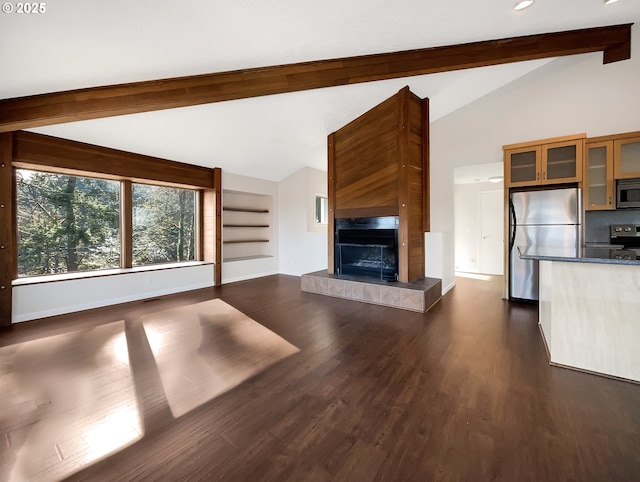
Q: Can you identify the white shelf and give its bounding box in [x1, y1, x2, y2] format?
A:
[223, 255, 274, 263]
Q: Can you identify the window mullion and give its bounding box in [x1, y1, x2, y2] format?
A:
[121, 180, 133, 268]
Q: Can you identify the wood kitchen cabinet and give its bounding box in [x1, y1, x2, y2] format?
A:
[504, 134, 584, 187]
[582, 131, 640, 210]
[504, 145, 540, 186]
[613, 133, 640, 180]
[584, 140, 614, 210]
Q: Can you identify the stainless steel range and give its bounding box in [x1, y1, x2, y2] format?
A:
[610, 224, 640, 260]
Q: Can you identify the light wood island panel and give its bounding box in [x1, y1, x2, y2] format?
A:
[539, 259, 640, 383]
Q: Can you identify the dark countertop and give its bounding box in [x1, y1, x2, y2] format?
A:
[517, 246, 640, 266]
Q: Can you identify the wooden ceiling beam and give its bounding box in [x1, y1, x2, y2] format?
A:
[0, 23, 632, 133]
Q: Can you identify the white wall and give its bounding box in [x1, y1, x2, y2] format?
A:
[426, 135, 457, 293]
[222, 171, 280, 283]
[425, 231, 455, 295]
[12, 264, 214, 323]
[430, 23, 640, 288]
[278, 167, 328, 275]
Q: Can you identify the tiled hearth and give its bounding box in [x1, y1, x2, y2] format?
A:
[301, 270, 442, 313]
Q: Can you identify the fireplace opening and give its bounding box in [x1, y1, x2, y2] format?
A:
[335, 216, 399, 282]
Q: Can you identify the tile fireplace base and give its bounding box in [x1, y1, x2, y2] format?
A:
[301, 270, 442, 313]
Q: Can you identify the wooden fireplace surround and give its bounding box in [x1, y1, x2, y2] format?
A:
[327, 87, 429, 283]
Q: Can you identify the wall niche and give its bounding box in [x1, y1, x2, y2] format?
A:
[222, 190, 273, 262]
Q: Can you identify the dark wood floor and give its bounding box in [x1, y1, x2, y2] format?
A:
[2, 274, 640, 481]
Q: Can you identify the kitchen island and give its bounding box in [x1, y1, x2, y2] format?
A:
[519, 246, 640, 383]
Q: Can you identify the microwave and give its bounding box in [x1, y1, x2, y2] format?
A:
[617, 179, 640, 209]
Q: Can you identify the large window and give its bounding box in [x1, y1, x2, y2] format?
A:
[15, 170, 199, 277]
[16, 169, 120, 276]
[132, 184, 196, 266]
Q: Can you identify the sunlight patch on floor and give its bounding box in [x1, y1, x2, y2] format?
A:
[0, 321, 142, 482]
[140, 299, 300, 418]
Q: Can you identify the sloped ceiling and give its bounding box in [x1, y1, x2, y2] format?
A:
[1, 0, 638, 181]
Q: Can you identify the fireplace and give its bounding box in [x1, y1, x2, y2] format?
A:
[334, 216, 399, 282]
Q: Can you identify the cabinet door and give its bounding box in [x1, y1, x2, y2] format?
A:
[614, 136, 640, 179]
[584, 141, 614, 210]
[542, 140, 583, 184]
[505, 146, 541, 187]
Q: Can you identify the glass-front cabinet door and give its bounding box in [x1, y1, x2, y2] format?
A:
[614, 136, 640, 179]
[584, 140, 614, 210]
[541, 140, 583, 184]
[505, 146, 541, 187]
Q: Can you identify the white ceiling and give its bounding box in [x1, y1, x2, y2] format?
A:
[1, 0, 638, 181]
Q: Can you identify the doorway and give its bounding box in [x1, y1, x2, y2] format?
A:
[453, 163, 504, 276]
[479, 190, 504, 275]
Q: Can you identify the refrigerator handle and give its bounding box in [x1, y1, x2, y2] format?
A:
[509, 198, 516, 252]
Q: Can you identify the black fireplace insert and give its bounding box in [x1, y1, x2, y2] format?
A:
[335, 216, 399, 282]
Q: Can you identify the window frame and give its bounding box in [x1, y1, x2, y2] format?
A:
[12, 165, 204, 280]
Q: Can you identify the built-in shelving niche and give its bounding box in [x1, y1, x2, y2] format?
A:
[222, 190, 273, 262]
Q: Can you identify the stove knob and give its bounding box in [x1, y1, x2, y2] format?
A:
[624, 226, 633, 232]
[615, 226, 623, 232]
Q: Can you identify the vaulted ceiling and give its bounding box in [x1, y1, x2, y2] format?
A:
[1, 0, 638, 181]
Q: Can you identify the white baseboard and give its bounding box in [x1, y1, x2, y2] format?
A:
[442, 280, 456, 295]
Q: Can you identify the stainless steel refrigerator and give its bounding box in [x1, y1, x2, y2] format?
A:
[509, 187, 581, 302]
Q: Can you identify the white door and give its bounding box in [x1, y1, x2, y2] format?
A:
[480, 190, 504, 275]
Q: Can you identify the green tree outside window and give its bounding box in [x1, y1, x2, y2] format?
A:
[17, 170, 120, 276]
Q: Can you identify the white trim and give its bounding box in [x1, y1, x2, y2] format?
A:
[442, 279, 456, 295]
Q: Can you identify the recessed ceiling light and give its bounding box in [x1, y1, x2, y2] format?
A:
[489, 176, 504, 183]
[604, 0, 620, 4]
[514, 0, 534, 10]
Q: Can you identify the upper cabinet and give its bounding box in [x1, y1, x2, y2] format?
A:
[613, 134, 640, 180]
[504, 131, 639, 209]
[583, 131, 640, 211]
[584, 140, 614, 210]
[505, 145, 540, 186]
[504, 134, 584, 188]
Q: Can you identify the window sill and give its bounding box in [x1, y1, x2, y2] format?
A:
[12, 261, 214, 287]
